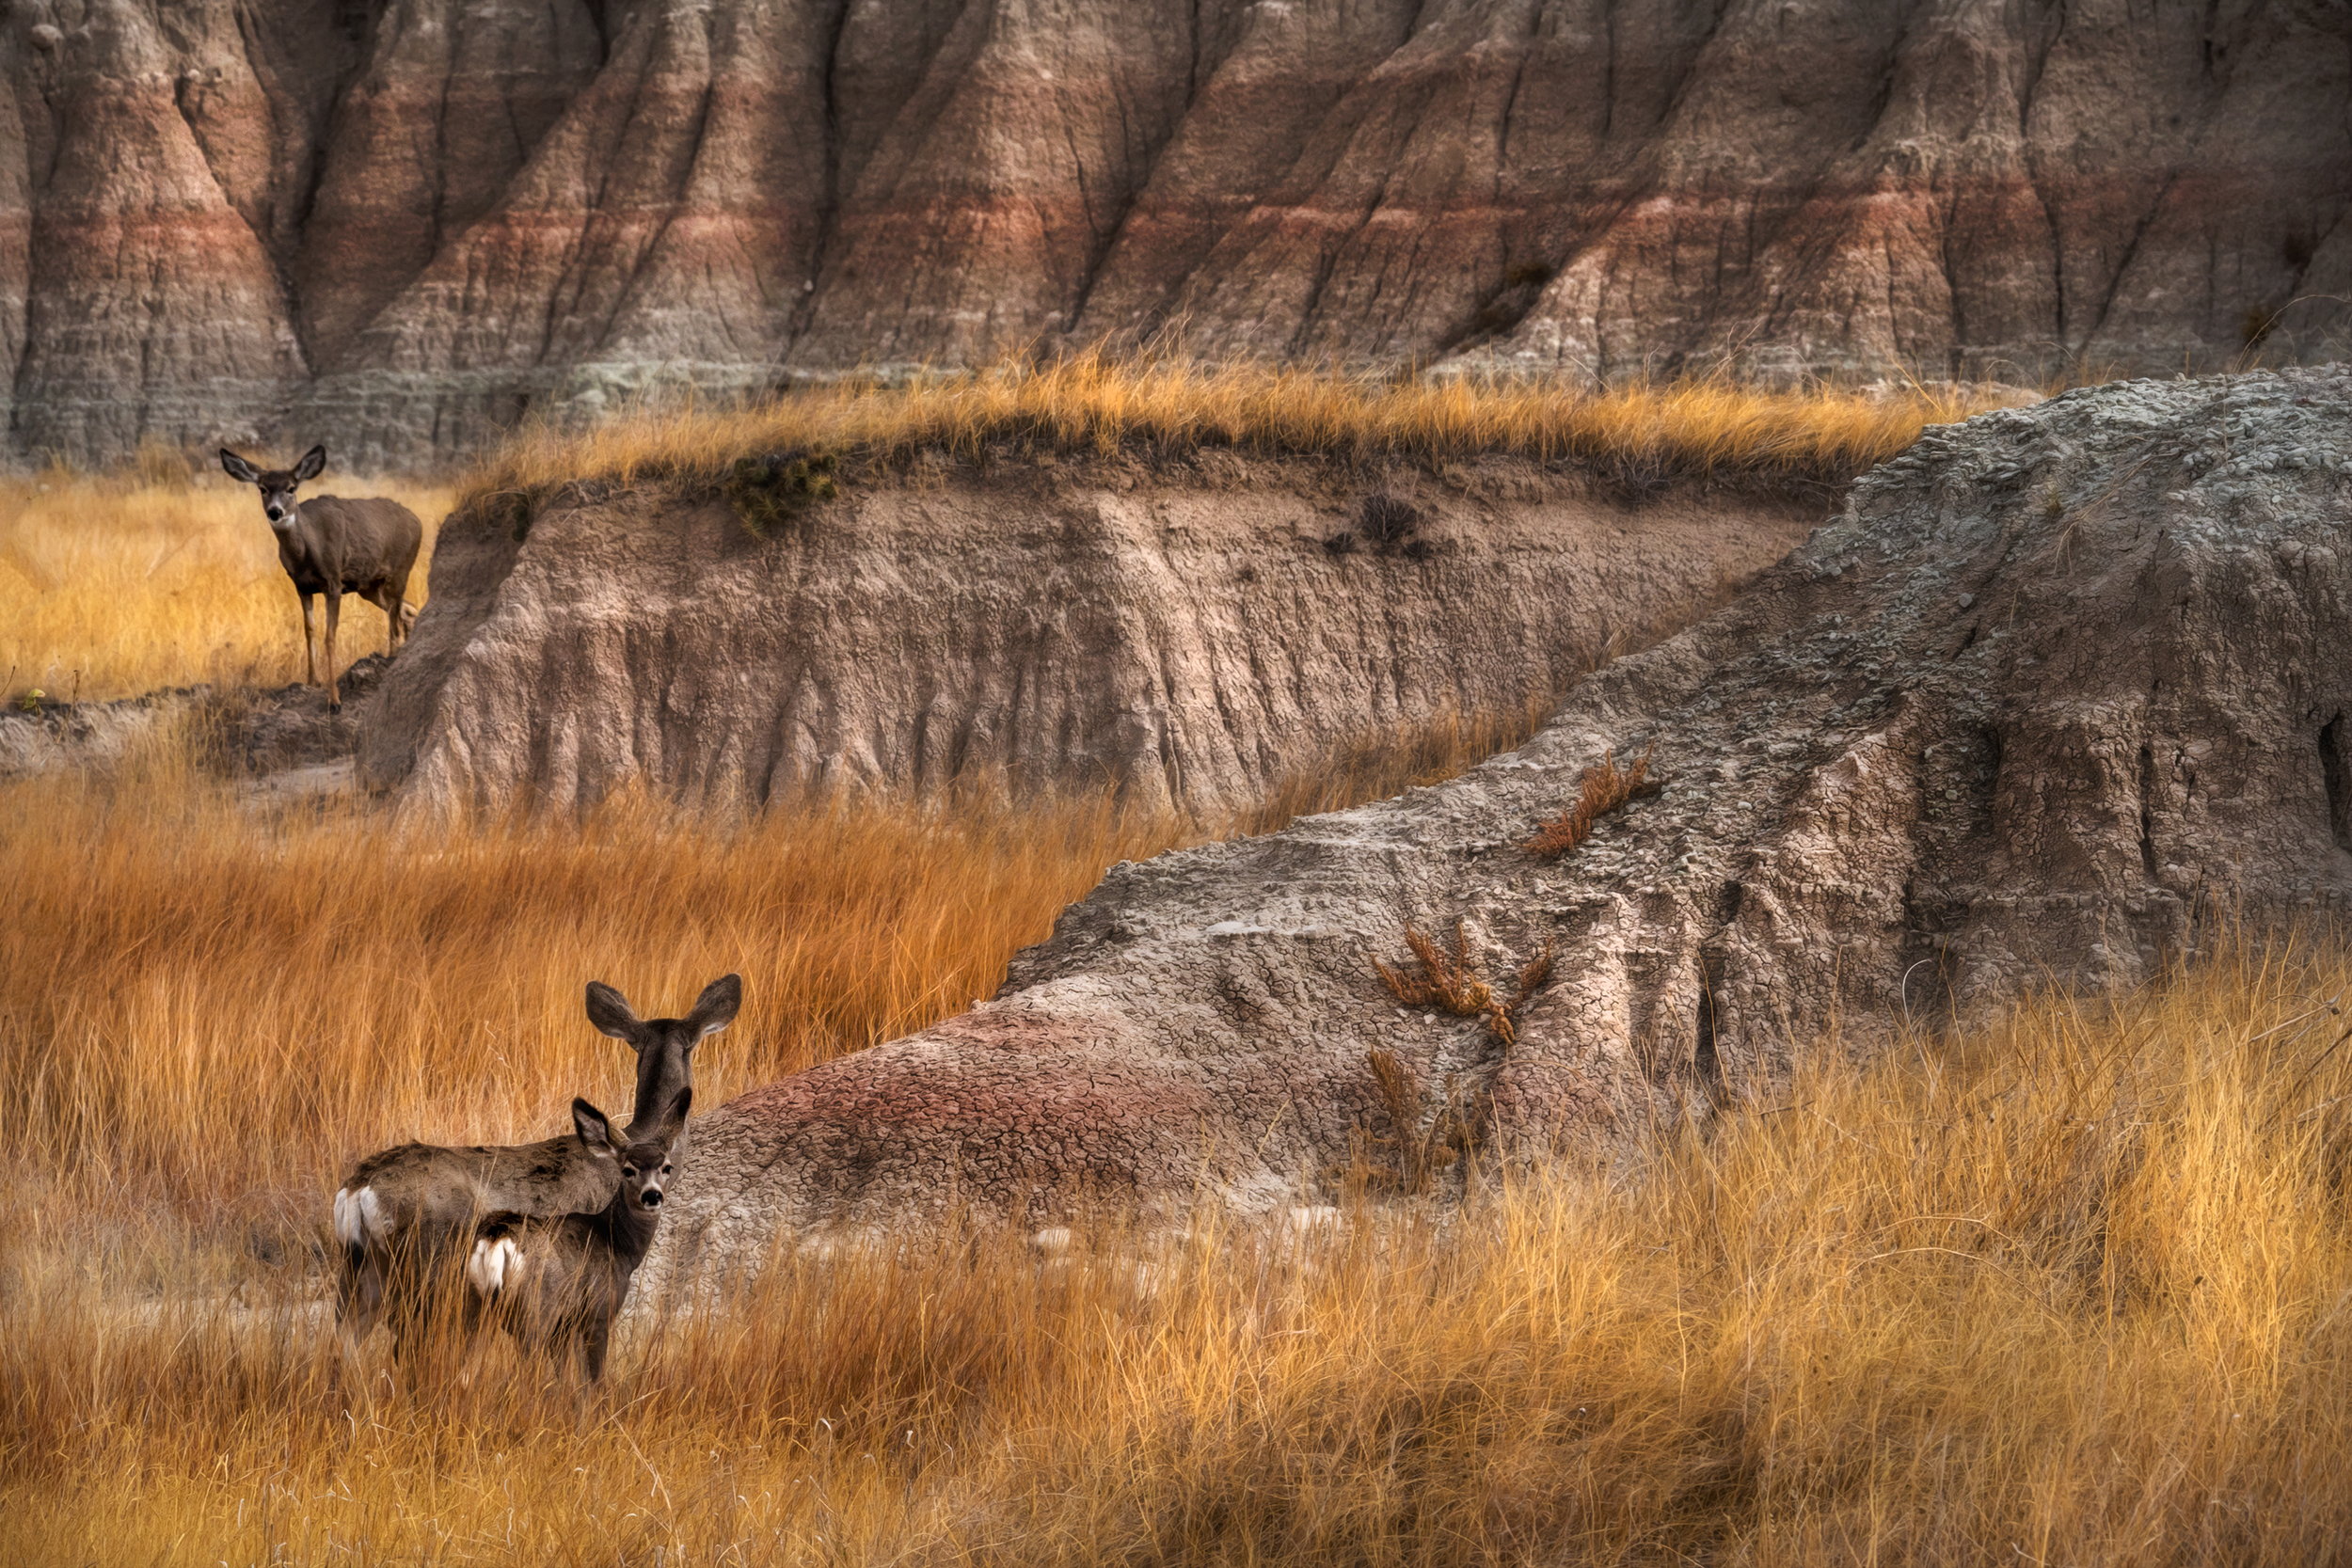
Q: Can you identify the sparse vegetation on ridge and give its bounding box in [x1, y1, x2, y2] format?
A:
[460, 356, 2026, 523]
[1526, 743, 1659, 858]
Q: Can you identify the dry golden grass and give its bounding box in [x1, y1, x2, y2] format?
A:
[464, 355, 2023, 517]
[0, 759, 1186, 1231]
[8, 740, 2352, 1568]
[1525, 744, 1657, 859]
[1234, 696, 1561, 836]
[0, 462, 456, 703]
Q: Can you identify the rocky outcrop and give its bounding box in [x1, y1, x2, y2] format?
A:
[6, 1, 2348, 463]
[359, 457, 1815, 817]
[646, 368, 2352, 1279]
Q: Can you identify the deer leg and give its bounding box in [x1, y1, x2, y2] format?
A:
[299, 591, 318, 686]
[323, 591, 342, 712]
[383, 575, 415, 655]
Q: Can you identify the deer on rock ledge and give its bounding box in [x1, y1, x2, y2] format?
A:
[219, 444, 421, 711]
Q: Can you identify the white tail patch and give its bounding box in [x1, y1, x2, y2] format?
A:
[332, 1185, 388, 1251]
[467, 1236, 523, 1297]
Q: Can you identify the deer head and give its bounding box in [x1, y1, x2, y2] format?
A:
[583, 974, 740, 1134]
[219, 445, 326, 529]
[569, 1085, 692, 1212]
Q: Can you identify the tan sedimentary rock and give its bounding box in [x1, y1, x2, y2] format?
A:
[643, 368, 2352, 1280]
[4, 2, 2346, 462]
[359, 456, 1812, 817]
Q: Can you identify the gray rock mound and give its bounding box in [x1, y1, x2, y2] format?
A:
[653, 368, 2352, 1280]
[361, 459, 1816, 819]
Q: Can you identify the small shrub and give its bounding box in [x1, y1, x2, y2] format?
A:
[1322, 529, 1359, 557]
[480, 488, 542, 541]
[1524, 742, 1656, 859]
[1373, 920, 1552, 1048]
[1357, 492, 1422, 552]
[727, 448, 840, 538]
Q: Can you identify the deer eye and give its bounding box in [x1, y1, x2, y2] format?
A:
[622, 1164, 637, 1177]
[661, 1164, 673, 1175]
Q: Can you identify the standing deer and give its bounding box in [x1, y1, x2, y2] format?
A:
[331, 974, 740, 1370]
[218, 444, 422, 712]
[461, 1088, 691, 1390]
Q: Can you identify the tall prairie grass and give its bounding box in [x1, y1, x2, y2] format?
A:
[466, 355, 2023, 515]
[0, 463, 455, 703]
[7, 738, 2350, 1568]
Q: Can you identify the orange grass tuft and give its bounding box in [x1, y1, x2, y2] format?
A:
[460, 354, 2025, 519]
[1374, 921, 1552, 1048]
[1524, 741, 1656, 858]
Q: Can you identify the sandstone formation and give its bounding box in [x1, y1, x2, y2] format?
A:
[359, 459, 1815, 817]
[645, 368, 2352, 1279]
[6, 1, 2348, 463]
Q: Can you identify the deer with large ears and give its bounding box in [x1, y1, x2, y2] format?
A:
[331, 974, 740, 1370]
[460, 1087, 692, 1392]
[218, 443, 422, 712]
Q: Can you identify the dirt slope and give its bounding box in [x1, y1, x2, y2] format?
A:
[360, 457, 1813, 817]
[5, 1, 2347, 462]
[644, 368, 2352, 1280]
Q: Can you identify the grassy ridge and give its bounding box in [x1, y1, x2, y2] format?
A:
[464, 356, 2022, 515]
[5, 366, 2007, 703]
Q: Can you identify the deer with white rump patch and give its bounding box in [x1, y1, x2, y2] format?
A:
[219, 444, 422, 711]
[462, 1088, 691, 1388]
[331, 974, 740, 1371]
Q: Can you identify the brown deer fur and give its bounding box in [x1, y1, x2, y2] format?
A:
[219, 444, 422, 711]
[462, 1089, 691, 1387]
[331, 974, 739, 1369]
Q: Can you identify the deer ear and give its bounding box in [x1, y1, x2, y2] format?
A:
[585, 982, 644, 1045]
[219, 449, 260, 483]
[571, 1098, 615, 1150]
[686, 974, 742, 1041]
[294, 444, 326, 483]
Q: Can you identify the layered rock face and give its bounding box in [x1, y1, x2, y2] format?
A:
[6, 1, 2347, 463]
[360, 459, 1814, 817]
[645, 368, 2352, 1276]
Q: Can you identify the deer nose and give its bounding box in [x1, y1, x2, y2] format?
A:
[265, 504, 284, 520]
[641, 1189, 663, 1208]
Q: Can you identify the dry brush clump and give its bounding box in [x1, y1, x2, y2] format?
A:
[1524, 743, 1657, 858]
[1374, 920, 1554, 1049]
[460, 354, 2025, 524]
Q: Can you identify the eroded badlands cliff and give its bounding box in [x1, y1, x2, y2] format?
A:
[644, 368, 2352, 1278]
[361, 458, 1812, 817]
[5, 0, 2347, 461]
